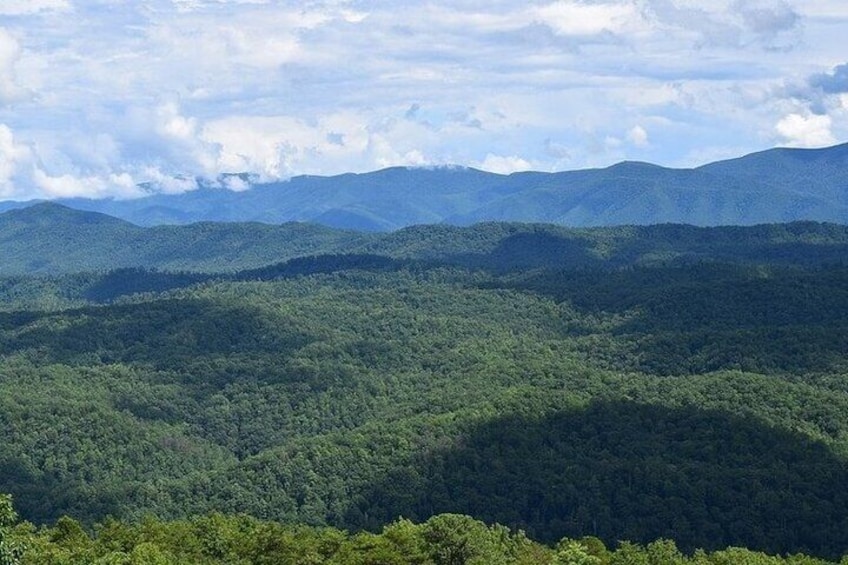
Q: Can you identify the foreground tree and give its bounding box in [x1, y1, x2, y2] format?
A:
[0, 495, 23, 565]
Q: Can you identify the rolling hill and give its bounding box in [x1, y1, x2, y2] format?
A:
[2, 202, 848, 276]
[0, 203, 369, 275]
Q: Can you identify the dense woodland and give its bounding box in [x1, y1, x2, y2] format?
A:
[1, 211, 848, 562]
[1, 496, 846, 564]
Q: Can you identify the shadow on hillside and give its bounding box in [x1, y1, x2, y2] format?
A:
[479, 232, 600, 271]
[0, 299, 311, 373]
[733, 242, 848, 266]
[79, 255, 418, 303]
[82, 268, 213, 303]
[0, 456, 121, 525]
[443, 227, 848, 273]
[493, 264, 848, 375]
[346, 400, 848, 559]
[607, 237, 848, 268]
[441, 232, 601, 273]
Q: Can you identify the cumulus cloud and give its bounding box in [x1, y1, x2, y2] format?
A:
[32, 169, 139, 199]
[533, 1, 644, 36]
[0, 124, 30, 197]
[157, 102, 198, 141]
[776, 62, 848, 144]
[627, 125, 650, 147]
[736, 0, 799, 39]
[138, 167, 199, 195]
[0, 0, 843, 201]
[646, 0, 800, 48]
[0, 29, 29, 104]
[0, 123, 143, 200]
[0, 0, 69, 16]
[199, 109, 449, 178]
[476, 154, 534, 174]
[809, 63, 848, 94]
[775, 113, 836, 147]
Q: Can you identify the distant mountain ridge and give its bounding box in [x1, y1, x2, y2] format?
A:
[2, 202, 848, 275]
[1, 142, 847, 229]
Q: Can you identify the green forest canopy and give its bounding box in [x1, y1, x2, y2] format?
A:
[0, 220, 847, 561]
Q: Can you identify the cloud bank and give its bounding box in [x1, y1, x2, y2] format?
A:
[0, 0, 845, 199]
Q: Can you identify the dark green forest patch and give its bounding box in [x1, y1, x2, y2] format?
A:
[351, 401, 848, 559]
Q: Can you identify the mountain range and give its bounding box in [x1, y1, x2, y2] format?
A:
[1, 142, 847, 230]
[2, 202, 847, 275]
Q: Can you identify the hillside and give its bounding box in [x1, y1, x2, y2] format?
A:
[1, 220, 848, 559]
[0, 203, 368, 275]
[3, 142, 847, 230]
[3, 203, 848, 276]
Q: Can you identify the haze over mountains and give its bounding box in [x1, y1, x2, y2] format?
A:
[2, 142, 847, 230]
[2, 201, 848, 276]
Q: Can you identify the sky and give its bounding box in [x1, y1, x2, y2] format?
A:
[0, 0, 847, 200]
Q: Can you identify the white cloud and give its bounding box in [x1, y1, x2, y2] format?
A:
[172, 0, 272, 11]
[798, 1, 848, 19]
[32, 169, 140, 199]
[200, 110, 442, 178]
[140, 167, 199, 195]
[0, 124, 31, 196]
[0, 124, 141, 199]
[627, 125, 650, 147]
[0, 124, 143, 200]
[202, 115, 309, 178]
[0, 0, 69, 15]
[775, 112, 836, 147]
[476, 154, 534, 174]
[0, 29, 29, 104]
[157, 102, 196, 141]
[534, 1, 644, 36]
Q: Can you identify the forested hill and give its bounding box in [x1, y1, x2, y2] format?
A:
[2, 202, 848, 275]
[1, 142, 848, 229]
[3, 201, 848, 560]
[2, 208, 848, 559]
[0, 203, 368, 275]
[2, 263, 848, 559]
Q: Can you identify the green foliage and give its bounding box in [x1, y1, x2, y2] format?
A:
[2, 220, 848, 561]
[2, 503, 842, 565]
[0, 495, 23, 565]
[3, 202, 848, 276]
[554, 540, 603, 565]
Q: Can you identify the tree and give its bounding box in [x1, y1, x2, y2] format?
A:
[421, 514, 508, 565]
[0, 495, 23, 565]
[553, 539, 603, 565]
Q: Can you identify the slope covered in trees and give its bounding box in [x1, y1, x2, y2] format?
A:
[2, 203, 848, 275]
[0, 219, 847, 560]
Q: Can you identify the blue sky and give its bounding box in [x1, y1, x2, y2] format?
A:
[0, 0, 847, 200]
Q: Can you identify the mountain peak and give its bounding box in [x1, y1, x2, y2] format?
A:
[606, 160, 668, 173]
[1, 202, 138, 228]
